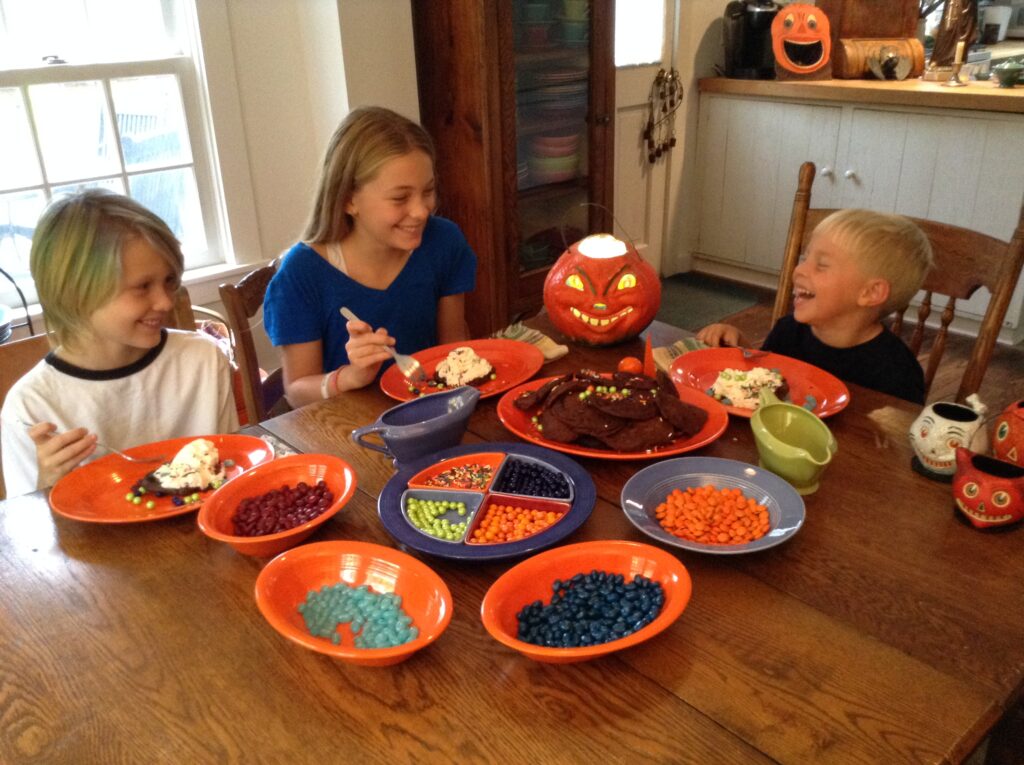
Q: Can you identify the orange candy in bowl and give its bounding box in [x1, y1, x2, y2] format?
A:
[480, 540, 692, 663]
[197, 454, 357, 557]
[255, 540, 453, 666]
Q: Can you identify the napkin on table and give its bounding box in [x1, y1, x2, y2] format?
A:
[492, 322, 569, 363]
[653, 337, 708, 375]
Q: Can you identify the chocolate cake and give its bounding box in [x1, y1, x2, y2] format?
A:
[513, 369, 709, 452]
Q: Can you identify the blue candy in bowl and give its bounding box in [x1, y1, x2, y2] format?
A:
[352, 386, 480, 466]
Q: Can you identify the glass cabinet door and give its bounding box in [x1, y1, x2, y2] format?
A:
[513, 0, 595, 274]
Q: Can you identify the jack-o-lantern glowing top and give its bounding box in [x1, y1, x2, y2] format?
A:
[771, 4, 831, 75]
[542, 234, 661, 346]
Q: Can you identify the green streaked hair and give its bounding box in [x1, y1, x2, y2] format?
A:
[30, 189, 184, 348]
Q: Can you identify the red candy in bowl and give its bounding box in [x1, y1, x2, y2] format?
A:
[197, 454, 357, 557]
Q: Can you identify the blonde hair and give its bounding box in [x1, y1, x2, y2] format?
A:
[303, 106, 436, 244]
[30, 189, 184, 348]
[815, 209, 933, 315]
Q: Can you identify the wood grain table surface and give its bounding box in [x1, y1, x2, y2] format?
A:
[2, 319, 1022, 764]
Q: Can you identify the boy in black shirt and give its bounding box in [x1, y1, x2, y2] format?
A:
[697, 209, 934, 404]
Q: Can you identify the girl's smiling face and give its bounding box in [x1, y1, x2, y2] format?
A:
[79, 236, 177, 367]
[346, 149, 436, 254]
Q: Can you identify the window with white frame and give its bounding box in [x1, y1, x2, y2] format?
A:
[0, 0, 222, 312]
[615, 0, 666, 67]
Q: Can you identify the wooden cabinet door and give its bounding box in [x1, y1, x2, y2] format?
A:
[695, 95, 841, 272]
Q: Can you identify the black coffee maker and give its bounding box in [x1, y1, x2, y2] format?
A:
[722, 0, 781, 79]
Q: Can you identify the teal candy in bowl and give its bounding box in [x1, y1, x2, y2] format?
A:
[352, 385, 480, 466]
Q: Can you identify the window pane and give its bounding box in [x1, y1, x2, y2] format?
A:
[0, 189, 46, 308]
[0, 88, 42, 191]
[52, 177, 126, 197]
[615, 0, 665, 67]
[111, 75, 192, 171]
[29, 81, 121, 183]
[0, 0, 180, 69]
[128, 167, 209, 258]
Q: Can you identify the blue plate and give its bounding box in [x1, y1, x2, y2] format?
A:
[620, 457, 805, 555]
[378, 442, 596, 562]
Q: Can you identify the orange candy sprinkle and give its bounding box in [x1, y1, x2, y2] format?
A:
[654, 485, 770, 545]
[470, 503, 561, 544]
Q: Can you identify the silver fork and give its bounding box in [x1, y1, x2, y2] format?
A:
[739, 347, 768, 360]
[18, 420, 165, 463]
[339, 307, 429, 385]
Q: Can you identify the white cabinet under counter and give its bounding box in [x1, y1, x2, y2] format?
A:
[694, 78, 1024, 343]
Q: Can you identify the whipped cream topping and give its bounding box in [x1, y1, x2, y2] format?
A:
[435, 346, 493, 386]
[152, 438, 225, 490]
[710, 367, 784, 410]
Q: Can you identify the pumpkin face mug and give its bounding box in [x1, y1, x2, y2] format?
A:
[952, 447, 1024, 529]
[992, 399, 1024, 466]
[909, 394, 988, 480]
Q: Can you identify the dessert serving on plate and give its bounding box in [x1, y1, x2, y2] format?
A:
[513, 369, 709, 452]
[434, 346, 494, 387]
[140, 438, 227, 496]
[709, 367, 789, 410]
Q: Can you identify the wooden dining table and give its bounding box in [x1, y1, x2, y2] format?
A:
[2, 317, 1022, 765]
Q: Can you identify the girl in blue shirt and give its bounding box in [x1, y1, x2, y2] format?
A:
[264, 107, 477, 407]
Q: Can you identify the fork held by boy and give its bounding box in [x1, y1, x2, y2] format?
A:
[17, 420, 165, 463]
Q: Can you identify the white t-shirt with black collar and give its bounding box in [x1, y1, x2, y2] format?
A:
[1, 329, 238, 497]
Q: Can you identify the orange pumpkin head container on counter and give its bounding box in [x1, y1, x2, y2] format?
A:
[771, 3, 831, 80]
[543, 234, 661, 346]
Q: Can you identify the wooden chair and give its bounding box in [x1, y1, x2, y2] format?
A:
[774, 161, 1024, 404]
[1, 333, 52, 499]
[218, 262, 286, 424]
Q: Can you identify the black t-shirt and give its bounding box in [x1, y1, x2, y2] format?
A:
[761, 315, 925, 404]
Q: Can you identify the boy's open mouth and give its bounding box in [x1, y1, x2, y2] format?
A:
[793, 287, 815, 303]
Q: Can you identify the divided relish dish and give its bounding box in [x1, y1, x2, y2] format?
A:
[378, 442, 596, 562]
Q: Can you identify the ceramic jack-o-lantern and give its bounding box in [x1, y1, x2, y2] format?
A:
[771, 4, 831, 78]
[992, 399, 1024, 466]
[952, 447, 1024, 529]
[543, 234, 661, 346]
[909, 394, 988, 480]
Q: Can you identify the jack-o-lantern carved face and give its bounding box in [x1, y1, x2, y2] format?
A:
[543, 234, 661, 346]
[771, 4, 831, 74]
[992, 399, 1024, 466]
[952, 448, 1024, 529]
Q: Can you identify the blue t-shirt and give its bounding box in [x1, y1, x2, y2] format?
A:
[264, 216, 476, 372]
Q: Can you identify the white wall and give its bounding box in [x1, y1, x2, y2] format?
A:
[194, 0, 420, 370]
[662, 1, 726, 276]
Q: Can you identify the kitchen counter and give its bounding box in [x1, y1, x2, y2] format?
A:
[699, 76, 1024, 114]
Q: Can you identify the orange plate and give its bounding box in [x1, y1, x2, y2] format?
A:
[669, 348, 851, 419]
[48, 434, 273, 524]
[379, 339, 544, 402]
[255, 540, 453, 666]
[196, 453, 358, 558]
[480, 540, 692, 663]
[496, 376, 729, 461]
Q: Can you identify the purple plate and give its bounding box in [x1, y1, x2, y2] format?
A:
[378, 442, 595, 562]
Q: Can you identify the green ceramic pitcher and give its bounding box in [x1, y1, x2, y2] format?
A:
[750, 389, 837, 495]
